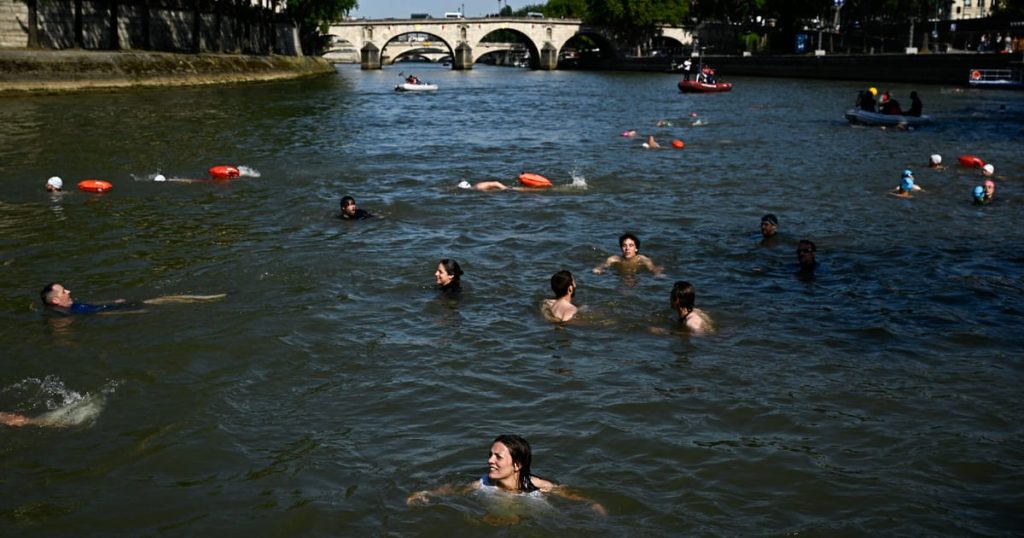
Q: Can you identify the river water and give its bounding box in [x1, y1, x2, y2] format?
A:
[1, 63, 1023, 536]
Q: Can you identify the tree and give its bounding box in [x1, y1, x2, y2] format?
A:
[546, 0, 588, 18]
[287, 0, 358, 55]
[584, 0, 689, 48]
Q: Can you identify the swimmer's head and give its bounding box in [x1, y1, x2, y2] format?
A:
[983, 164, 995, 176]
[154, 174, 167, 182]
[900, 176, 914, 192]
[869, 87, 878, 96]
[642, 142, 650, 149]
[973, 186, 985, 200]
[457, 180, 471, 189]
[929, 154, 941, 165]
[46, 176, 63, 191]
[902, 168, 914, 179]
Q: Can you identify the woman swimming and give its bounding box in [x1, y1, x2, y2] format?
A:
[435, 259, 463, 297]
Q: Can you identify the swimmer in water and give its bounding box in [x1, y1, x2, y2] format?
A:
[543, 270, 578, 322]
[40, 282, 225, 315]
[796, 239, 818, 275]
[1, 411, 33, 426]
[670, 281, 712, 334]
[46, 176, 63, 192]
[340, 196, 374, 220]
[890, 169, 921, 198]
[644, 135, 660, 149]
[406, 434, 606, 515]
[760, 214, 779, 247]
[928, 154, 944, 170]
[435, 258, 463, 297]
[982, 164, 995, 177]
[593, 233, 663, 275]
[972, 185, 987, 205]
[457, 181, 532, 192]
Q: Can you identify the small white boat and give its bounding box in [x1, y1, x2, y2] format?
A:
[395, 82, 438, 92]
[845, 108, 931, 127]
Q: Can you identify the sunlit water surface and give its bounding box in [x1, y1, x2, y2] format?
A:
[1, 64, 1023, 536]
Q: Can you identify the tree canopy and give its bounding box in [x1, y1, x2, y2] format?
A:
[287, 0, 358, 54]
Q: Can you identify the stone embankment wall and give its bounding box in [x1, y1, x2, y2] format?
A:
[0, 0, 299, 55]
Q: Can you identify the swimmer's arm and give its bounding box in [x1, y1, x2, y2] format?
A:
[592, 256, 620, 274]
[142, 293, 227, 305]
[542, 482, 607, 516]
[0, 412, 33, 427]
[638, 255, 664, 275]
[406, 482, 476, 505]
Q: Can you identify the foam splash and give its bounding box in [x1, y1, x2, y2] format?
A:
[3, 376, 116, 429]
[568, 165, 588, 189]
[236, 165, 261, 178]
[33, 393, 105, 428]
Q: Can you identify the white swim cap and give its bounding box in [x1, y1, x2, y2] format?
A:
[47, 176, 63, 190]
[154, 174, 167, 182]
[983, 164, 995, 175]
[642, 143, 650, 149]
[457, 180, 471, 189]
[930, 154, 941, 165]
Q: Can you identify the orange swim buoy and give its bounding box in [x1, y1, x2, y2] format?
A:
[970, 70, 982, 81]
[208, 165, 240, 179]
[671, 139, 685, 149]
[77, 179, 113, 193]
[958, 155, 985, 168]
[518, 172, 553, 188]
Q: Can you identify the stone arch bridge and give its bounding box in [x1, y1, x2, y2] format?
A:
[327, 17, 692, 70]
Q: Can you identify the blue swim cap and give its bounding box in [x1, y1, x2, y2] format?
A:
[901, 176, 914, 191]
[973, 185, 985, 200]
[902, 168, 914, 178]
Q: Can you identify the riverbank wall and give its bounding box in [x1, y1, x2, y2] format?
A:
[0, 49, 335, 94]
[601, 52, 1023, 86]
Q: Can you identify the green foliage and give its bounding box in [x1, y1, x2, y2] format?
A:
[584, 0, 689, 46]
[546, 0, 588, 18]
[287, 0, 358, 54]
[511, 4, 548, 16]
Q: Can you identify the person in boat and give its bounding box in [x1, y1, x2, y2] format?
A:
[907, 91, 923, 117]
[879, 91, 902, 115]
[435, 258, 463, 297]
[681, 58, 692, 80]
[406, 434, 606, 515]
[40, 282, 225, 315]
[593, 233, 663, 275]
[405, 74, 420, 85]
[928, 154, 944, 170]
[856, 90, 876, 112]
[340, 195, 374, 220]
[670, 281, 712, 334]
[544, 270, 578, 322]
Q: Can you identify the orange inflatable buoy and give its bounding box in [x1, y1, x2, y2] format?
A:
[77, 179, 113, 193]
[958, 155, 985, 168]
[208, 165, 240, 179]
[671, 139, 685, 149]
[518, 172, 553, 188]
[970, 70, 982, 81]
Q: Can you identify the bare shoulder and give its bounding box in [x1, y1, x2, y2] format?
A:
[530, 476, 556, 491]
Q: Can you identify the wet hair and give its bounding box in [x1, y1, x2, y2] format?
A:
[761, 214, 778, 226]
[492, 434, 538, 492]
[618, 233, 640, 250]
[40, 283, 59, 305]
[550, 270, 574, 298]
[670, 281, 695, 313]
[340, 196, 355, 208]
[797, 239, 816, 253]
[437, 258, 463, 289]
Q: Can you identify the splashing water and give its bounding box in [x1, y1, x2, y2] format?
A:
[2, 376, 117, 428]
[236, 165, 261, 178]
[568, 165, 588, 189]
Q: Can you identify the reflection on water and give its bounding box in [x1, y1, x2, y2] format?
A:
[1, 65, 1022, 535]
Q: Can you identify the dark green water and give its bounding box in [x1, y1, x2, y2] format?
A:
[1, 64, 1023, 536]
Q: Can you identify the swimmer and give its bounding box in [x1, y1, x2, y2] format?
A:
[796, 239, 818, 275]
[982, 179, 996, 203]
[593, 233, 663, 275]
[972, 185, 987, 205]
[760, 214, 779, 247]
[890, 169, 921, 198]
[40, 282, 225, 315]
[435, 258, 463, 297]
[670, 281, 712, 334]
[406, 434, 606, 515]
[46, 176, 63, 192]
[928, 154, 944, 169]
[457, 180, 529, 192]
[982, 164, 995, 177]
[340, 195, 374, 220]
[621, 129, 638, 137]
[543, 270, 577, 322]
[643, 135, 660, 149]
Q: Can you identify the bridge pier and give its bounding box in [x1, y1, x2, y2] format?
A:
[360, 43, 381, 70]
[453, 43, 473, 70]
[539, 42, 558, 70]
